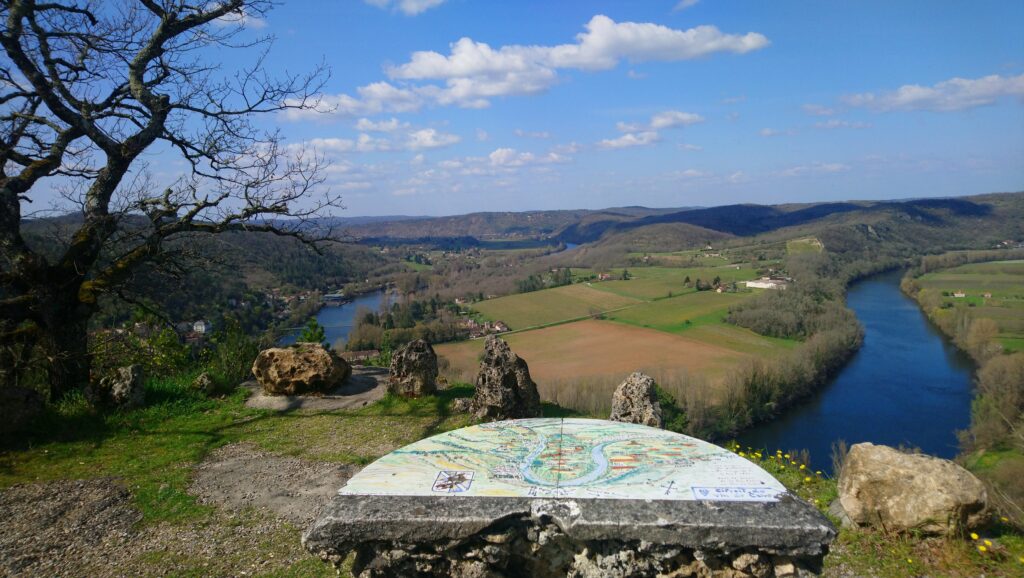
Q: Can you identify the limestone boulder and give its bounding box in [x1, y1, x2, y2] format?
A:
[252, 343, 352, 396]
[0, 386, 44, 435]
[191, 371, 217, 396]
[469, 336, 541, 421]
[609, 372, 663, 428]
[86, 365, 145, 408]
[387, 339, 438, 397]
[837, 442, 988, 536]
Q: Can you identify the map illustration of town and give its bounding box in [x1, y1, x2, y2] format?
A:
[340, 418, 787, 501]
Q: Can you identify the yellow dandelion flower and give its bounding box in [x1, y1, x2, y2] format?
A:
[791, 461, 797, 466]
[1000, 516, 1008, 522]
[970, 532, 979, 540]
[1018, 556, 1024, 563]
[784, 454, 790, 459]
[815, 470, 822, 475]
[906, 558, 912, 564]
[799, 464, 806, 470]
[983, 539, 992, 546]
[978, 545, 987, 553]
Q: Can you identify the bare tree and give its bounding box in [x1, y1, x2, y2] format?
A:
[0, 0, 338, 399]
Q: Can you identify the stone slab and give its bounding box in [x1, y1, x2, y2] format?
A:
[338, 418, 787, 501]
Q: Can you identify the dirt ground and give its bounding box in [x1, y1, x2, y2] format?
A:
[0, 444, 362, 577]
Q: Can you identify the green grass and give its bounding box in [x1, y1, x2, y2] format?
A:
[588, 266, 758, 301]
[402, 260, 433, 272]
[916, 259, 1024, 345]
[786, 237, 824, 254]
[471, 283, 640, 329]
[603, 290, 747, 333]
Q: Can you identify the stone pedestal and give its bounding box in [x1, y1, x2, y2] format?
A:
[304, 418, 835, 577]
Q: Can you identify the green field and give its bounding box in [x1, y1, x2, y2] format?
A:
[917, 260, 1024, 352]
[588, 266, 758, 301]
[786, 237, 824, 254]
[604, 291, 746, 332]
[472, 283, 640, 329]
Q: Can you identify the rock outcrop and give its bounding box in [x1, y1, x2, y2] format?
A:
[191, 371, 216, 396]
[468, 336, 541, 420]
[609, 372, 663, 428]
[0, 386, 44, 435]
[387, 339, 438, 397]
[252, 344, 352, 396]
[86, 365, 145, 408]
[837, 442, 988, 536]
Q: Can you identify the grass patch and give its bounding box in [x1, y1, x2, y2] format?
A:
[471, 283, 640, 329]
[588, 266, 758, 301]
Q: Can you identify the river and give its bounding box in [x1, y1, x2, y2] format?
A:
[279, 289, 390, 348]
[737, 269, 976, 472]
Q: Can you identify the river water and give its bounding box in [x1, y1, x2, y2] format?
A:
[279, 289, 390, 348]
[737, 269, 975, 472]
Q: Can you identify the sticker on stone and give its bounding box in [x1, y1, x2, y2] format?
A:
[432, 470, 474, 493]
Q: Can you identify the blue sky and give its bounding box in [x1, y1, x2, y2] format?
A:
[144, 1, 1024, 215]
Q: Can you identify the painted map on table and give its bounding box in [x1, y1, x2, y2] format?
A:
[340, 418, 787, 501]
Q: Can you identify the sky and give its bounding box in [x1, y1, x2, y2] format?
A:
[53, 1, 1024, 216]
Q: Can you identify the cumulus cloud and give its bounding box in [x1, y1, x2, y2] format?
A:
[814, 119, 870, 130]
[802, 103, 835, 116]
[283, 82, 423, 120]
[364, 0, 447, 16]
[759, 127, 795, 137]
[673, 0, 700, 10]
[382, 15, 767, 108]
[843, 73, 1024, 112]
[598, 131, 660, 149]
[406, 128, 461, 150]
[488, 147, 568, 167]
[776, 162, 850, 177]
[355, 117, 409, 132]
[515, 129, 552, 139]
[650, 110, 704, 129]
[601, 109, 702, 149]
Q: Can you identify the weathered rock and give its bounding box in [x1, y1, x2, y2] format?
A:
[0, 387, 44, 435]
[469, 336, 541, 421]
[86, 365, 145, 408]
[837, 442, 988, 536]
[451, 398, 473, 414]
[252, 344, 352, 396]
[191, 372, 216, 396]
[387, 339, 438, 397]
[609, 372, 663, 428]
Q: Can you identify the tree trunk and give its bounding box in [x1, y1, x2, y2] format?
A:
[36, 286, 94, 401]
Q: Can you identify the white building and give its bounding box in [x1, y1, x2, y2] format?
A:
[744, 277, 789, 290]
[193, 320, 211, 334]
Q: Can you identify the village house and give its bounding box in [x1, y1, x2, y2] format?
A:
[952, 291, 966, 298]
[193, 320, 211, 334]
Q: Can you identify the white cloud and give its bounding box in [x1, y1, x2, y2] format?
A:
[802, 103, 835, 116]
[383, 15, 768, 108]
[553, 141, 582, 154]
[475, 128, 490, 141]
[598, 131, 660, 149]
[406, 128, 461, 150]
[283, 82, 423, 120]
[488, 148, 568, 167]
[650, 110, 704, 129]
[759, 127, 795, 137]
[602, 109, 701, 149]
[365, 0, 447, 16]
[355, 117, 409, 132]
[214, 8, 267, 29]
[410, 153, 425, 165]
[673, 0, 700, 11]
[814, 119, 871, 130]
[627, 69, 647, 79]
[843, 73, 1024, 112]
[679, 143, 703, 151]
[721, 95, 746, 104]
[515, 129, 552, 139]
[776, 162, 850, 177]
